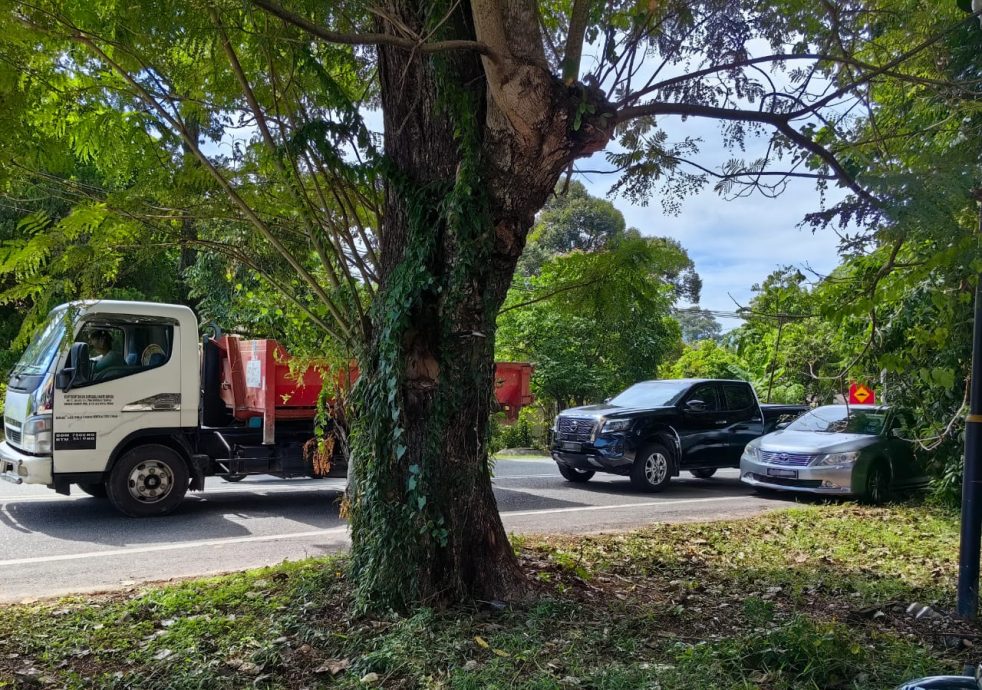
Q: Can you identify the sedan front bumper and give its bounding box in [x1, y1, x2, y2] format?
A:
[739, 455, 856, 495]
[0, 441, 52, 486]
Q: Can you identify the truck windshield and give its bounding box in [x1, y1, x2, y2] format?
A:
[11, 310, 68, 377]
[608, 381, 691, 408]
[786, 406, 887, 435]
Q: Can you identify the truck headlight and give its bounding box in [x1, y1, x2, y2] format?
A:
[552, 416, 559, 433]
[812, 451, 859, 467]
[21, 415, 53, 454]
[601, 418, 632, 433]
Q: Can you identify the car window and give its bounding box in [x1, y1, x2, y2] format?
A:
[723, 383, 754, 411]
[686, 383, 719, 412]
[72, 322, 174, 387]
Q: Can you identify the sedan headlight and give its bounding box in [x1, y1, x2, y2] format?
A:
[20, 414, 53, 454]
[742, 445, 760, 461]
[812, 451, 860, 467]
[601, 418, 632, 434]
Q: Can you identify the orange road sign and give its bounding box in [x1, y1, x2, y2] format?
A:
[849, 383, 875, 405]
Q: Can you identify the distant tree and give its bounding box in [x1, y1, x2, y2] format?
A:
[498, 237, 684, 410]
[675, 307, 723, 344]
[666, 341, 749, 381]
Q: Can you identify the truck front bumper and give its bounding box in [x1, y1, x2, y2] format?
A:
[0, 441, 52, 486]
[551, 436, 636, 475]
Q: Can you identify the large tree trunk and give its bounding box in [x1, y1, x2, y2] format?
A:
[346, 0, 612, 611]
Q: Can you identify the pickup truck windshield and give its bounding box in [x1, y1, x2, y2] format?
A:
[786, 406, 886, 435]
[608, 381, 691, 408]
[11, 310, 67, 377]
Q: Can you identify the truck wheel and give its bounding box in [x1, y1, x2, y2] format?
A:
[76, 482, 107, 498]
[631, 443, 673, 492]
[106, 445, 189, 517]
[558, 464, 594, 483]
[222, 474, 247, 483]
[861, 460, 891, 505]
[690, 468, 717, 479]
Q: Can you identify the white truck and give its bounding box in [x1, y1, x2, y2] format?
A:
[0, 300, 346, 517]
[1, 300, 534, 517]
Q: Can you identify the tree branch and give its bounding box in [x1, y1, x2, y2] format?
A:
[561, 0, 591, 84]
[250, 0, 499, 62]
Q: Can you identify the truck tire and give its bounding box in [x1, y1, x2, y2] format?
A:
[631, 443, 673, 492]
[690, 468, 717, 479]
[222, 473, 247, 483]
[106, 444, 189, 517]
[558, 464, 594, 483]
[76, 482, 107, 498]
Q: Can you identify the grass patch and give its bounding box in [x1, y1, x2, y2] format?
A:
[0, 503, 974, 689]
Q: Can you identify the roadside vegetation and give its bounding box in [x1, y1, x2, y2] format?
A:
[1, 503, 974, 689]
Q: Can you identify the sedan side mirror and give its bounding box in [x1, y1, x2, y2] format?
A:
[775, 421, 791, 431]
[685, 399, 706, 412]
[57, 342, 91, 392]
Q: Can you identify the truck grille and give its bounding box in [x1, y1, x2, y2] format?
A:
[3, 417, 22, 446]
[557, 416, 596, 443]
[760, 450, 815, 467]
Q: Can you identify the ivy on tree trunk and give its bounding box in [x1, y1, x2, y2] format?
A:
[345, 0, 613, 611]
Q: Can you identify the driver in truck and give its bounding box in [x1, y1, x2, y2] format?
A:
[87, 329, 122, 372]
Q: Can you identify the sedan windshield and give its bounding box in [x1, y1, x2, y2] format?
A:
[11, 310, 68, 377]
[608, 381, 691, 408]
[786, 406, 886, 435]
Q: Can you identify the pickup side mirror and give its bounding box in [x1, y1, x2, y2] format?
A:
[685, 399, 706, 412]
[57, 342, 91, 392]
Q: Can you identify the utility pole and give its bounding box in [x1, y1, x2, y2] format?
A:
[957, 189, 982, 619]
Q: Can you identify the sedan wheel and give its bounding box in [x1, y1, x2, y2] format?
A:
[862, 460, 891, 505]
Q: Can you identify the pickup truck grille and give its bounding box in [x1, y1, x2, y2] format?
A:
[759, 450, 814, 467]
[557, 416, 596, 443]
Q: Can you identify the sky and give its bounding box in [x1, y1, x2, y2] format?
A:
[573, 123, 845, 331]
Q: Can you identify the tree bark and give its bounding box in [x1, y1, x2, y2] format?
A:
[347, 0, 613, 611]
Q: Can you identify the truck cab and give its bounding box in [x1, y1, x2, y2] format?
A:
[2, 301, 201, 514]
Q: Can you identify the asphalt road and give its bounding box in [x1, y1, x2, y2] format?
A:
[0, 458, 798, 602]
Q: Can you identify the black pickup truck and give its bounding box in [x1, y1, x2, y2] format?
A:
[550, 378, 807, 491]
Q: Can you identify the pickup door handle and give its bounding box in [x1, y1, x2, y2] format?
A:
[715, 420, 728, 425]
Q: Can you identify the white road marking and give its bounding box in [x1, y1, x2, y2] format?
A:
[0, 495, 757, 568]
[502, 495, 751, 518]
[0, 526, 349, 567]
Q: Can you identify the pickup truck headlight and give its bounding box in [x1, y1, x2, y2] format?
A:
[552, 416, 559, 433]
[20, 415, 53, 454]
[601, 418, 632, 433]
[812, 451, 860, 467]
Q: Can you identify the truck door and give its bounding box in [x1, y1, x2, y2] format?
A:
[678, 382, 724, 465]
[720, 383, 760, 465]
[52, 319, 182, 475]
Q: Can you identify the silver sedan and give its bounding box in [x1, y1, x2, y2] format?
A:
[739, 404, 926, 503]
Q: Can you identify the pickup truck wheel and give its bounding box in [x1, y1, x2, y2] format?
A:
[106, 445, 189, 517]
[690, 468, 717, 479]
[222, 473, 247, 483]
[76, 482, 107, 498]
[631, 444, 673, 492]
[558, 464, 594, 483]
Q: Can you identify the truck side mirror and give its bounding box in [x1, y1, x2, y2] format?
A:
[57, 342, 91, 392]
[685, 399, 706, 412]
